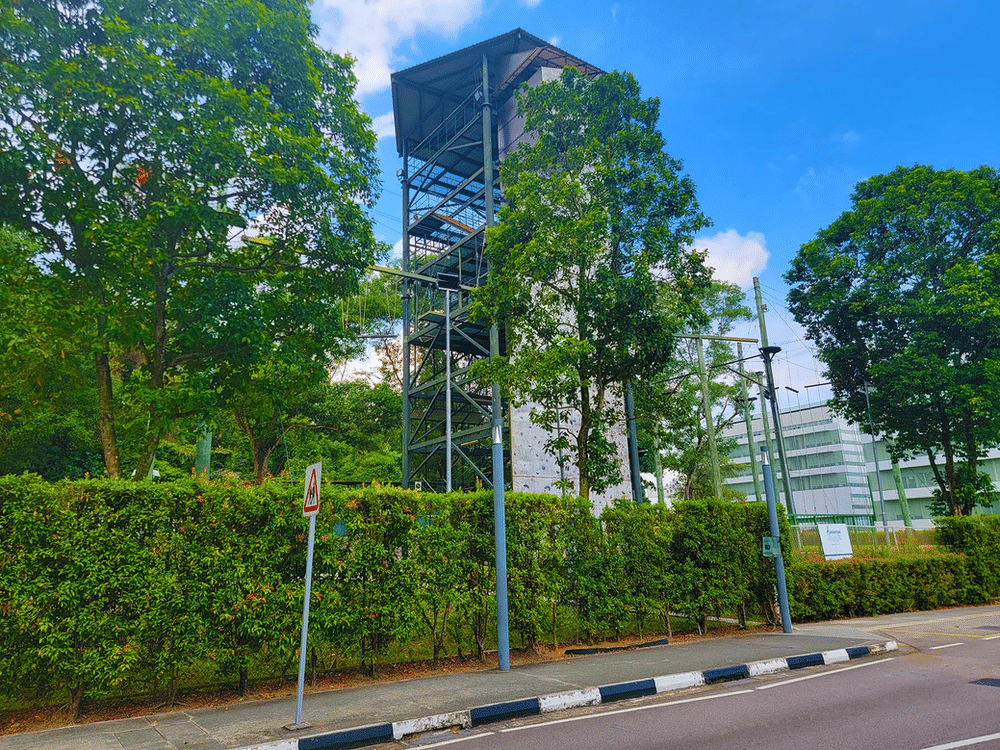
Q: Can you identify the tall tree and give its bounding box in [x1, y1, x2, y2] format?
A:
[785, 165, 1000, 515]
[647, 281, 753, 501]
[471, 68, 710, 501]
[0, 0, 380, 478]
[0, 228, 103, 478]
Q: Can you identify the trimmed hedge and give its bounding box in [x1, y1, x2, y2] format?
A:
[0, 477, 784, 713]
[788, 515, 1000, 621]
[936, 515, 1000, 600]
[9, 476, 997, 715]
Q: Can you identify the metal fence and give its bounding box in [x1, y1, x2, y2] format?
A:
[789, 523, 939, 556]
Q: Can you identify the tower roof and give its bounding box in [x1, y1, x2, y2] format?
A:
[390, 28, 603, 157]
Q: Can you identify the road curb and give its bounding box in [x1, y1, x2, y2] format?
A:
[241, 640, 898, 750]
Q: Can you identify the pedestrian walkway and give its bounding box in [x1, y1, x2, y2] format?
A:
[0, 614, 919, 750]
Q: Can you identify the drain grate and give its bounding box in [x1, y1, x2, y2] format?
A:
[970, 678, 1000, 688]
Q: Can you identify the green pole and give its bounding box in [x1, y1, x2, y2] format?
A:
[738, 343, 763, 503]
[697, 336, 723, 499]
[653, 433, 665, 505]
[195, 420, 211, 479]
[891, 454, 913, 528]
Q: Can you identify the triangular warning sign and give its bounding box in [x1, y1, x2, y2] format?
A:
[303, 462, 321, 516]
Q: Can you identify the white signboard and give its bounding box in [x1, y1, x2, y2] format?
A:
[817, 523, 853, 560]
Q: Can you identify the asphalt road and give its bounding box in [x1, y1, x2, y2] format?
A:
[396, 610, 1000, 750]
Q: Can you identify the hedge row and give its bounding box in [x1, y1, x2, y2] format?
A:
[788, 515, 1000, 621]
[0, 476, 788, 716]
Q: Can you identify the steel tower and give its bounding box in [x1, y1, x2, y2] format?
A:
[390, 29, 602, 491]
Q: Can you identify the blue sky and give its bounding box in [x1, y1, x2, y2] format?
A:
[309, 0, 1000, 398]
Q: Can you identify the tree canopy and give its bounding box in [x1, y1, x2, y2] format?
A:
[785, 164, 1000, 515]
[645, 280, 753, 502]
[0, 0, 381, 479]
[471, 67, 711, 501]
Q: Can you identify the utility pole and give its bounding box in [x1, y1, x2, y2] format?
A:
[737, 343, 763, 503]
[859, 373, 891, 547]
[754, 278, 795, 517]
[625, 383, 644, 503]
[696, 336, 723, 500]
[756, 374, 777, 496]
[761, 346, 795, 517]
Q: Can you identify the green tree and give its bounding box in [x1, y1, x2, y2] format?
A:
[645, 281, 752, 501]
[785, 165, 1000, 515]
[471, 67, 710, 501]
[0, 228, 104, 478]
[0, 0, 381, 479]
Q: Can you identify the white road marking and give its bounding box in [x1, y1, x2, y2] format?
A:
[918, 731, 1000, 749]
[984, 634, 1000, 641]
[929, 642, 963, 650]
[497, 689, 755, 733]
[755, 658, 894, 690]
[859, 611, 1000, 631]
[413, 733, 495, 748]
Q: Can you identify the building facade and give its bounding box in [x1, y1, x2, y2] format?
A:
[722, 400, 1000, 526]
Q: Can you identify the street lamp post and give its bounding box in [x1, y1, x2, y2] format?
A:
[760, 346, 795, 517]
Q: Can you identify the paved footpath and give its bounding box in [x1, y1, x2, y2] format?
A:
[10, 605, 985, 750]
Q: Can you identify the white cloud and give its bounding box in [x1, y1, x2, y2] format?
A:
[522, 0, 543, 6]
[371, 111, 396, 140]
[692, 229, 769, 289]
[390, 237, 404, 260]
[314, 0, 485, 98]
[611, 2, 620, 24]
[839, 129, 861, 146]
[548, 35, 562, 47]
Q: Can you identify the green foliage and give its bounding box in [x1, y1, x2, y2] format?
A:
[0, 0, 382, 479]
[16, 477, 998, 710]
[645, 282, 753, 501]
[407, 493, 471, 664]
[471, 67, 710, 500]
[601, 501, 673, 637]
[503, 492, 567, 650]
[789, 554, 980, 621]
[0, 228, 104, 479]
[326, 486, 419, 675]
[936, 515, 1000, 600]
[669, 500, 747, 633]
[785, 165, 1000, 516]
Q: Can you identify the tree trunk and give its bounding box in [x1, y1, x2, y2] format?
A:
[94, 344, 122, 478]
[166, 663, 178, 707]
[939, 404, 960, 515]
[68, 683, 85, 723]
[133, 264, 171, 479]
[578, 384, 592, 502]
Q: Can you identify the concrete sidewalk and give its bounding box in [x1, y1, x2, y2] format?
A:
[0, 620, 902, 750]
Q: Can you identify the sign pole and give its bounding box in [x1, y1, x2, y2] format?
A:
[286, 462, 321, 731]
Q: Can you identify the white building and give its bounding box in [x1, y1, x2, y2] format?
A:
[722, 402, 872, 520]
[723, 401, 1000, 526]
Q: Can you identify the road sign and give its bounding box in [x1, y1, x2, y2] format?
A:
[288, 461, 321, 730]
[761, 535, 781, 558]
[303, 462, 321, 516]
